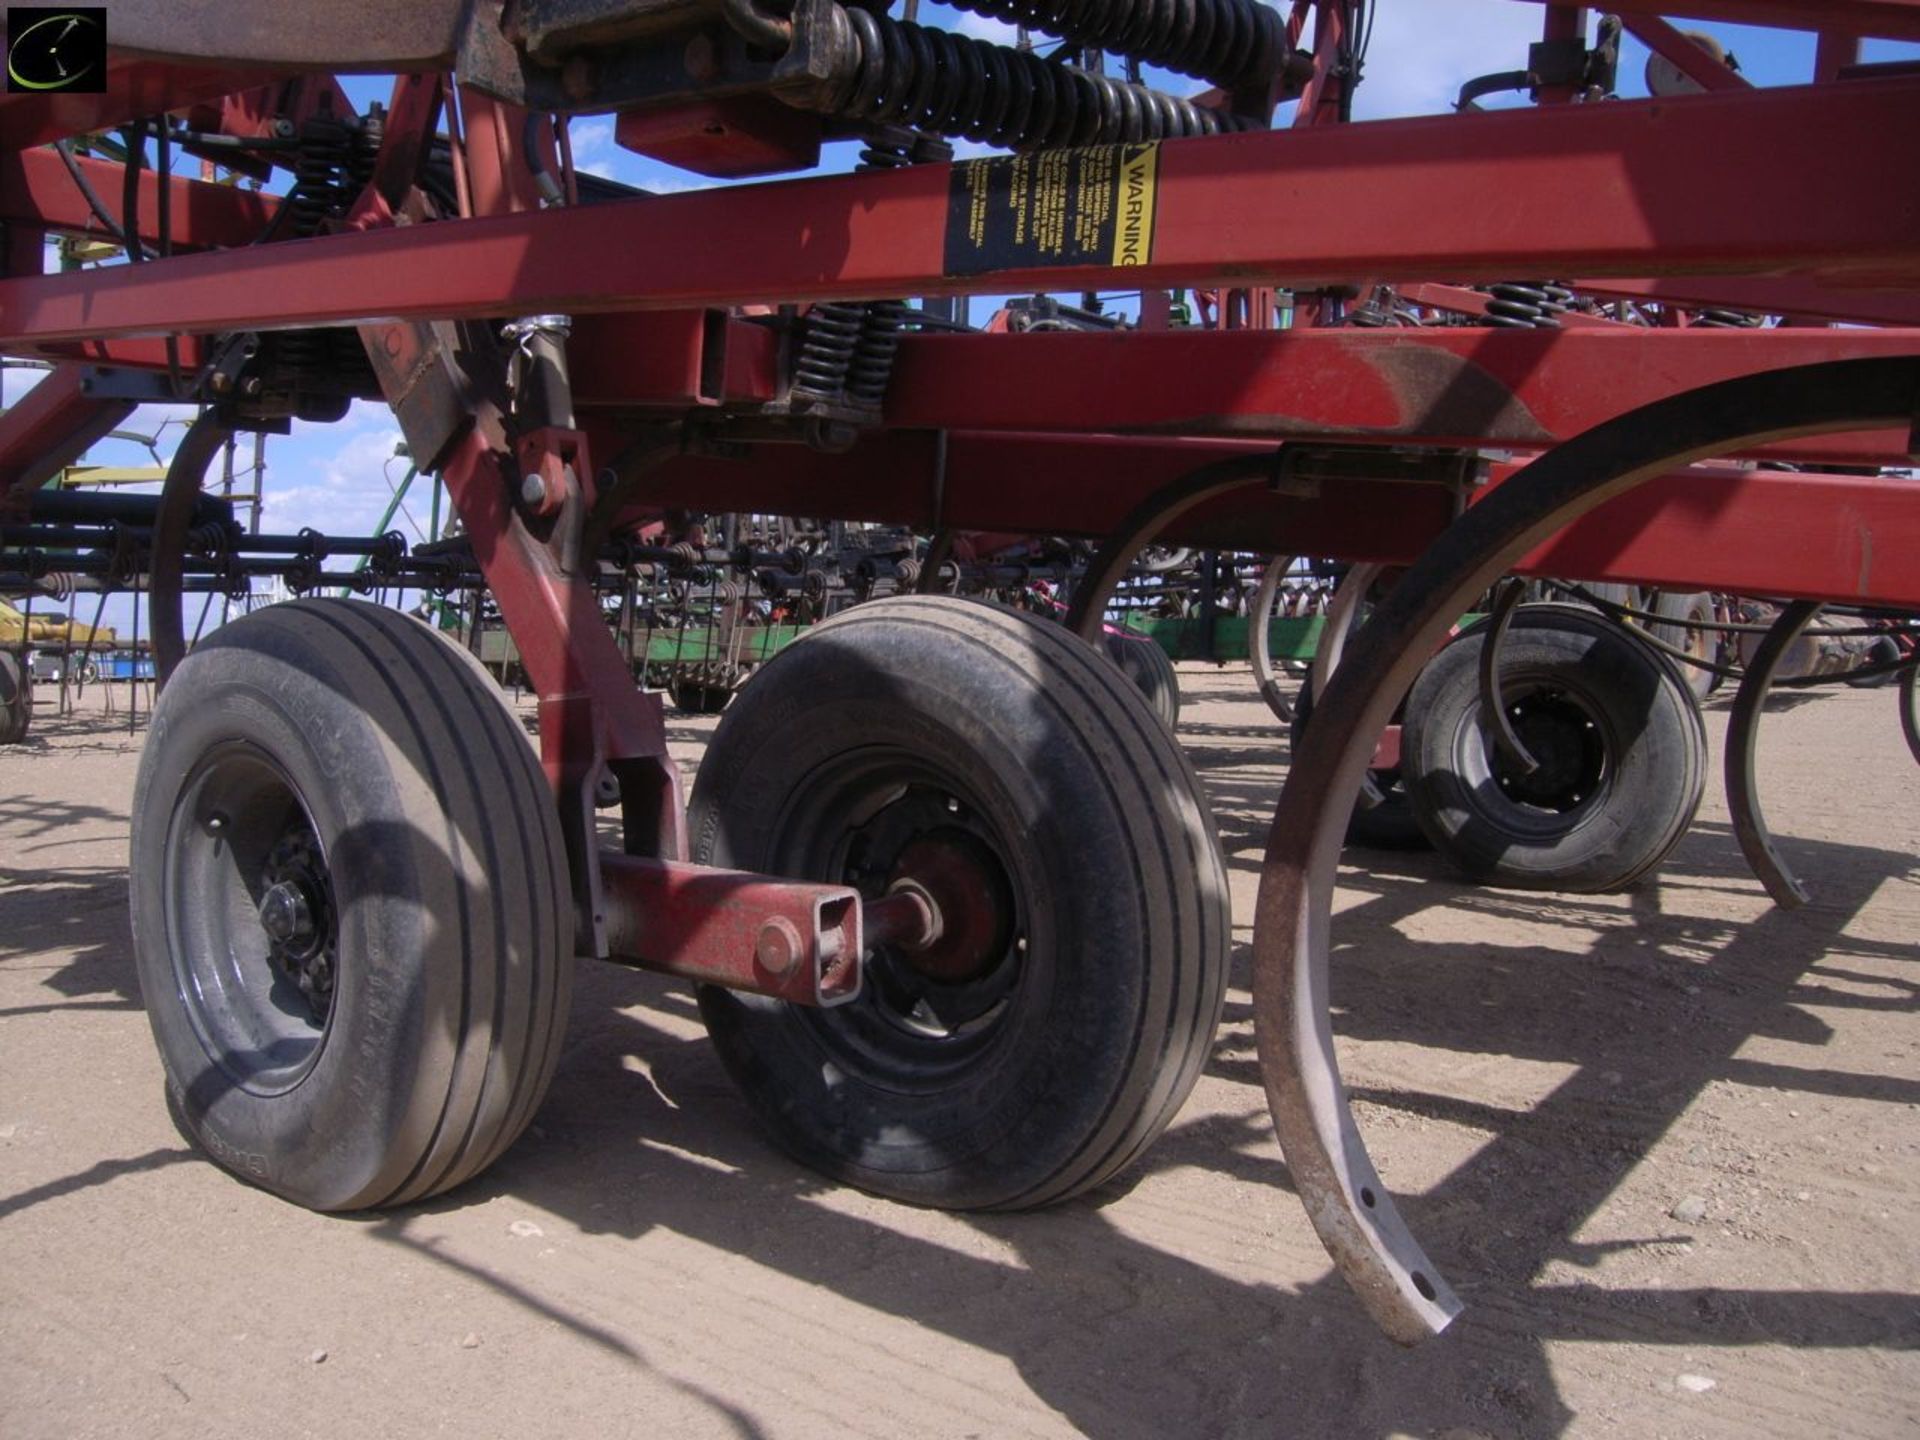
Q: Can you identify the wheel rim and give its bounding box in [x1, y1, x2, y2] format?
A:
[768, 751, 1028, 1091]
[163, 742, 339, 1095]
[1464, 676, 1610, 826]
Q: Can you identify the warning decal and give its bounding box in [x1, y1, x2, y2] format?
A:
[944, 142, 1160, 278]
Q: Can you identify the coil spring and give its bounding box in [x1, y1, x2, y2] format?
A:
[842, 133, 931, 412]
[1694, 307, 1763, 328]
[846, 298, 906, 409]
[1481, 282, 1566, 329]
[286, 115, 357, 237]
[186, 521, 230, 557]
[835, 9, 1252, 148]
[946, 0, 1289, 90]
[792, 302, 866, 402]
[268, 328, 327, 376]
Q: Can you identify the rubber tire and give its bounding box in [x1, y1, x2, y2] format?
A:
[1648, 590, 1720, 699]
[1844, 634, 1902, 689]
[130, 599, 573, 1210]
[0, 651, 29, 745]
[1401, 603, 1706, 892]
[1289, 675, 1429, 851]
[1103, 630, 1181, 729]
[689, 596, 1230, 1210]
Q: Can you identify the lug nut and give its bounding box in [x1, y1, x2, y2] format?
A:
[258, 881, 313, 944]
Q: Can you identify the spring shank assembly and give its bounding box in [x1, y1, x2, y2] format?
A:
[816, 5, 1258, 145]
[945, 0, 1291, 89]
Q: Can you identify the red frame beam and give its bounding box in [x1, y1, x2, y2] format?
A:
[3, 78, 1918, 345]
[880, 328, 1920, 464]
[628, 432, 1920, 606]
[0, 59, 285, 151]
[1510, 465, 1920, 605]
[0, 365, 134, 516]
[0, 146, 276, 252]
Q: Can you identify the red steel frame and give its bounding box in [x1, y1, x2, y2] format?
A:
[2, 0, 1918, 1342]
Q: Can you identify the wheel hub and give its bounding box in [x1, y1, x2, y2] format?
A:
[258, 828, 336, 1017]
[1495, 688, 1605, 811]
[823, 779, 1024, 1044]
[885, 834, 1012, 984]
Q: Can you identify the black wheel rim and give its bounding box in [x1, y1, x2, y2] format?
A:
[163, 742, 339, 1095]
[1462, 676, 1611, 826]
[767, 750, 1029, 1092]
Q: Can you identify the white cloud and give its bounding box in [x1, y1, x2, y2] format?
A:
[569, 118, 615, 158]
[641, 173, 721, 194]
[258, 421, 417, 541]
[290, 397, 393, 439]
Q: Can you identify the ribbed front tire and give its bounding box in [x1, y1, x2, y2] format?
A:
[130, 599, 572, 1210]
[690, 597, 1229, 1209]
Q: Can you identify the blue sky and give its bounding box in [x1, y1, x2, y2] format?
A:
[6, 2, 1915, 638]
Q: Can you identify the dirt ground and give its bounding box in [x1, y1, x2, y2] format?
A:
[1, 666, 1915, 1439]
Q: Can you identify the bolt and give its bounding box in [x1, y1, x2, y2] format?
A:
[519, 472, 548, 509]
[754, 917, 804, 979]
[204, 812, 227, 834]
[258, 881, 313, 945]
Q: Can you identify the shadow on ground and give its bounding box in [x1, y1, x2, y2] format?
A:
[368, 813, 1918, 1439]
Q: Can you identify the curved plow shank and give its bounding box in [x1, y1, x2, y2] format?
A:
[1725, 600, 1822, 908]
[1252, 356, 1920, 1344]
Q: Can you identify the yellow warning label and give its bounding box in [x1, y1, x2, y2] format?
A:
[1111, 144, 1159, 267]
[944, 142, 1161, 277]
